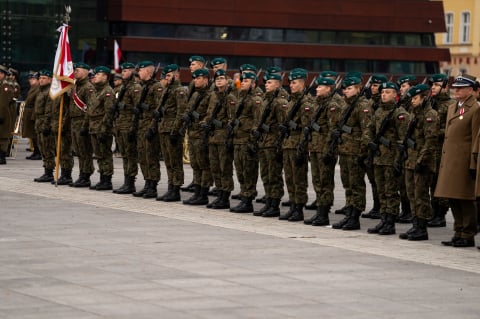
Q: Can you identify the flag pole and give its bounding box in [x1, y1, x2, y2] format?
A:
[54, 5, 71, 187]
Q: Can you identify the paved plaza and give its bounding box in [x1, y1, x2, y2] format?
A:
[0, 140, 479, 319]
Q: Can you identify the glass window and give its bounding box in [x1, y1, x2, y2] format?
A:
[444, 13, 454, 44]
[460, 11, 470, 44]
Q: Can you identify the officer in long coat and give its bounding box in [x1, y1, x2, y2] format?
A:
[437, 74, 480, 248]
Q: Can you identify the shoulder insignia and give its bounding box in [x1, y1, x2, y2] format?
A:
[304, 106, 311, 111]
[157, 88, 162, 92]
[330, 107, 336, 112]
[426, 117, 433, 122]
[179, 91, 185, 95]
[106, 93, 111, 97]
[89, 89, 94, 92]
[134, 89, 139, 93]
[282, 104, 288, 108]
[255, 100, 261, 105]
[363, 109, 369, 113]
[4, 87, 8, 91]
[398, 115, 405, 121]
[230, 101, 235, 105]
[256, 92, 263, 96]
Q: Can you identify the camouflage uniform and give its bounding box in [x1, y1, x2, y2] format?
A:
[86, 79, 115, 189]
[22, 84, 39, 140]
[0, 76, 15, 163]
[33, 83, 55, 174]
[156, 79, 187, 200]
[69, 78, 96, 185]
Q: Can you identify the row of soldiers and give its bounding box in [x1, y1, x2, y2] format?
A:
[12, 55, 480, 247]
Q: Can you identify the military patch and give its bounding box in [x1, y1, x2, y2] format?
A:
[134, 89, 139, 93]
[256, 100, 261, 105]
[230, 101, 235, 105]
[106, 93, 111, 97]
[304, 106, 311, 111]
[3, 87, 8, 91]
[363, 109, 369, 113]
[89, 89, 94, 92]
[179, 91, 185, 95]
[282, 104, 288, 108]
[157, 88, 162, 92]
[398, 115, 405, 121]
[426, 117, 433, 122]
[256, 92, 262, 96]
[330, 107, 336, 112]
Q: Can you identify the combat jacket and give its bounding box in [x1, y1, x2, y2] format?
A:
[186, 86, 213, 139]
[136, 79, 162, 130]
[309, 92, 346, 153]
[86, 81, 115, 134]
[0, 79, 15, 139]
[69, 77, 96, 120]
[49, 94, 71, 133]
[33, 84, 53, 133]
[203, 88, 237, 145]
[367, 101, 410, 166]
[404, 102, 438, 172]
[115, 77, 141, 130]
[281, 91, 314, 150]
[22, 85, 40, 138]
[157, 80, 187, 134]
[336, 94, 372, 156]
[432, 91, 452, 143]
[233, 88, 262, 145]
[254, 89, 288, 149]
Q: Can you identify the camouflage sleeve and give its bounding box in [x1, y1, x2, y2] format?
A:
[394, 107, 410, 141]
[417, 109, 438, 166]
[226, 93, 237, 121]
[360, 100, 373, 154]
[173, 87, 188, 131]
[275, 97, 288, 126]
[300, 96, 314, 128]
[102, 88, 116, 132]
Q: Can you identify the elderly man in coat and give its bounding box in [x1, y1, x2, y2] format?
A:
[436, 74, 480, 248]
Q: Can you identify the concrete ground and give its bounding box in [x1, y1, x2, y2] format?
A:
[0, 139, 479, 319]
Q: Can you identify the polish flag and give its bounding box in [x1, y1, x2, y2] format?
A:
[114, 40, 122, 72]
[49, 24, 75, 99]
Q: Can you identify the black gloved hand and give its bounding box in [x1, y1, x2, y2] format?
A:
[295, 155, 305, 167]
[153, 110, 161, 121]
[252, 129, 261, 140]
[469, 169, 477, 180]
[303, 126, 311, 136]
[127, 130, 136, 142]
[414, 163, 429, 175]
[331, 129, 341, 141]
[278, 124, 288, 135]
[393, 163, 403, 177]
[358, 155, 368, 167]
[368, 141, 379, 152]
[98, 132, 108, 144]
[42, 127, 51, 137]
[323, 153, 334, 165]
[145, 127, 156, 141]
[79, 127, 88, 137]
[133, 106, 141, 115]
[169, 132, 180, 145]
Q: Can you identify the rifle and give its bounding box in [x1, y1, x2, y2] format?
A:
[325, 75, 373, 161]
[150, 75, 175, 132]
[295, 76, 343, 162]
[129, 63, 160, 140]
[109, 80, 128, 128]
[224, 85, 253, 151]
[393, 115, 417, 176]
[179, 88, 207, 137]
[364, 105, 397, 169]
[203, 85, 232, 144]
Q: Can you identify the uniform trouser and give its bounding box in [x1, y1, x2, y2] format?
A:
[115, 128, 138, 177]
[259, 147, 284, 199]
[339, 154, 366, 211]
[209, 143, 234, 192]
[36, 132, 55, 170]
[234, 144, 258, 199]
[52, 130, 74, 169]
[188, 137, 212, 188]
[136, 128, 160, 182]
[310, 151, 335, 206]
[430, 149, 449, 208]
[90, 133, 114, 176]
[374, 164, 400, 215]
[404, 168, 432, 220]
[283, 148, 308, 205]
[366, 164, 379, 205]
[398, 170, 409, 206]
[71, 119, 94, 175]
[160, 133, 184, 186]
[0, 138, 8, 154]
[449, 199, 477, 240]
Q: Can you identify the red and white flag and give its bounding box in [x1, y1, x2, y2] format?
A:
[114, 40, 122, 72]
[49, 24, 75, 99]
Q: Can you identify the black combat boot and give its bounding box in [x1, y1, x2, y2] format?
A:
[304, 203, 320, 224]
[230, 196, 254, 213]
[189, 187, 209, 205]
[427, 204, 447, 227]
[367, 213, 386, 234]
[90, 175, 103, 190]
[255, 195, 266, 203]
[71, 172, 91, 188]
[342, 207, 361, 230]
[305, 199, 318, 211]
[0, 151, 6, 165]
[311, 205, 330, 226]
[254, 198, 271, 216]
[132, 180, 149, 197]
[54, 168, 72, 185]
[113, 175, 129, 194]
[26, 147, 42, 160]
[117, 176, 136, 194]
[397, 200, 412, 223]
[288, 204, 304, 222]
[208, 187, 219, 196]
[96, 175, 113, 191]
[281, 200, 291, 207]
[262, 198, 281, 217]
[180, 181, 195, 192]
[399, 217, 418, 240]
[34, 168, 54, 183]
[212, 191, 231, 209]
[231, 192, 241, 200]
[163, 185, 181, 202]
[361, 198, 381, 219]
[207, 190, 222, 208]
[279, 203, 296, 220]
[407, 218, 428, 241]
[332, 206, 352, 229]
[183, 185, 200, 204]
[334, 205, 348, 215]
[378, 213, 396, 235]
[143, 180, 158, 198]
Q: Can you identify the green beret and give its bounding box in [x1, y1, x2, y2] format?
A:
[345, 71, 363, 80]
[0, 64, 9, 74]
[241, 72, 257, 81]
[74, 62, 90, 70]
[265, 66, 282, 74]
[406, 84, 430, 98]
[189, 55, 205, 63]
[210, 57, 227, 66]
[397, 75, 417, 85]
[342, 77, 361, 87]
[240, 64, 257, 72]
[214, 69, 226, 78]
[288, 70, 308, 81]
[27, 71, 39, 79]
[163, 64, 179, 74]
[381, 82, 399, 91]
[371, 74, 388, 84]
[316, 77, 335, 86]
[320, 70, 337, 78]
[192, 68, 209, 78]
[38, 69, 53, 77]
[430, 73, 448, 83]
[137, 61, 154, 69]
[264, 73, 282, 81]
[120, 62, 136, 70]
[94, 66, 111, 74]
